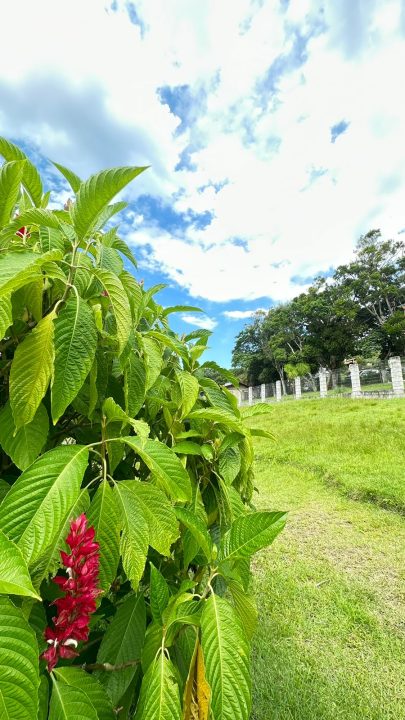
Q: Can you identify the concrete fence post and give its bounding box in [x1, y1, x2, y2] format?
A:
[319, 368, 328, 398]
[388, 356, 404, 396]
[248, 386, 253, 406]
[260, 383, 266, 401]
[275, 380, 282, 402]
[295, 376, 302, 399]
[349, 362, 362, 398]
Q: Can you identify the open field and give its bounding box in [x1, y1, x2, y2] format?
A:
[249, 399, 405, 720]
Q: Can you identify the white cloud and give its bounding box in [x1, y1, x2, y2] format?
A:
[223, 309, 268, 319]
[1, 0, 404, 304]
[181, 314, 218, 331]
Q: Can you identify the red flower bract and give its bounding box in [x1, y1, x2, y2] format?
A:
[41, 513, 100, 672]
[15, 226, 30, 239]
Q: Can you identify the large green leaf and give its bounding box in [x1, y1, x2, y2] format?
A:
[112, 235, 137, 267]
[119, 481, 179, 556]
[199, 361, 239, 386]
[0, 597, 40, 720]
[187, 408, 245, 435]
[52, 161, 82, 193]
[18, 277, 43, 322]
[200, 594, 251, 720]
[116, 483, 149, 590]
[140, 335, 163, 389]
[31, 489, 90, 586]
[248, 427, 275, 440]
[72, 166, 147, 238]
[0, 479, 10, 504]
[124, 353, 146, 417]
[96, 592, 146, 705]
[162, 305, 202, 317]
[175, 370, 199, 419]
[175, 507, 212, 561]
[51, 296, 97, 423]
[0, 250, 60, 298]
[0, 295, 12, 339]
[148, 330, 188, 361]
[134, 652, 182, 720]
[0, 136, 43, 205]
[0, 445, 88, 566]
[9, 309, 55, 428]
[54, 668, 115, 720]
[240, 402, 273, 418]
[93, 201, 128, 233]
[218, 446, 241, 486]
[228, 581, 257, 641]
[219, 511, 287, 562]
[184, 329, 212, 344]
[103, 397, 149, 437]
[120, 271, 143, 324]
[200, 377, 240, 417]
[172, 441, 205, 456]
[149, 563, 170, 624]
[49, 678, 98, 720]
[121, 437, 192, 503]
[0, 160, 24, 225]
[0, 401, 48, 470]
[87, 480, 120, 593]
[38, 676, 49, 720]
[0, 210, 61, 246]
[39, 226, 66, 254]
[0, 529, 40, 599]
[92, 268, 131, 354]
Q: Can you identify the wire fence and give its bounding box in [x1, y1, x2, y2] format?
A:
[236, 357, 405, 406]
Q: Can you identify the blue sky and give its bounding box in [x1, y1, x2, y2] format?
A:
[1, 0, 405, 366]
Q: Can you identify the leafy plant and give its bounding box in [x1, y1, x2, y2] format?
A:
[0, 138, 285, 719]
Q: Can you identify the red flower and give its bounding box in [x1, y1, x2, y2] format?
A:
[41, 514, 100, 672]
[16, 226, 30, 239]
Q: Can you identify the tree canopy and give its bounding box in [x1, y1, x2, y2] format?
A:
[232, 230, 405, 385]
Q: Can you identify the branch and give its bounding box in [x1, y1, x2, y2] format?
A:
[82, 659, 140, 672]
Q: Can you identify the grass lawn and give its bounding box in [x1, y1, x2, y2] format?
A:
[248, 398, 405, 720]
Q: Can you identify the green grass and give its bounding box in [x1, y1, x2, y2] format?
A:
[249, 398, 405, 720]
[251, 398, 405, 511]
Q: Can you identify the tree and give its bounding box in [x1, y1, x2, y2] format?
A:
[0, 138, 285, 720]
[231, 229, 405, 384]
[231, 311, 276, 384]
[335, 229, 405, 357]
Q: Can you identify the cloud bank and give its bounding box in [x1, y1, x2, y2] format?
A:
[1, 0, 404, 309]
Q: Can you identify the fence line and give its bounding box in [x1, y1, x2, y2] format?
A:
[232, 356, 405, 406]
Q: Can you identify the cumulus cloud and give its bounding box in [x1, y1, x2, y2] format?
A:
[181, 314, 217, 331]
[1, 0, 404, 306]
[223, 309, 268, 320]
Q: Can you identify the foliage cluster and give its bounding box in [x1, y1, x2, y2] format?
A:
[232, 230, 405, 386]
[0, 138, 284, 719]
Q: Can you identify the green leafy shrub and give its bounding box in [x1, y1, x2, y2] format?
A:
[0, 138, 285, 719]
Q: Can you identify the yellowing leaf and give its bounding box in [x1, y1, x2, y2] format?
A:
[183, 640, 211, 720]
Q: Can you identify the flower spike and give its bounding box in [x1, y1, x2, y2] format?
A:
[41, 513, 100, 672]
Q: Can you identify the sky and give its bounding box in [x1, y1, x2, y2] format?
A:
[0, 0, 404, 367]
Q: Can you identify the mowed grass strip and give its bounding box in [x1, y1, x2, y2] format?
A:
[249, 397, 405, 512]
[249, 399, 405, 720]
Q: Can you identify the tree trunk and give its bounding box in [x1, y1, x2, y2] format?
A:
[277, 365, 286, 394]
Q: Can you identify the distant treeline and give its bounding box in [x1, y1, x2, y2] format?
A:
[231, 230, 405, 389]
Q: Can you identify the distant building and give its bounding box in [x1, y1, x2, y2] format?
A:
[224, 381, 248, 405]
